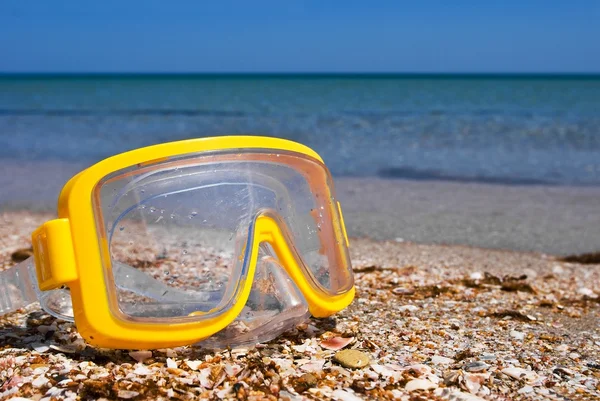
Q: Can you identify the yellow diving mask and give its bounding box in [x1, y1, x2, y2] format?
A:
[0, 136, 354, 349]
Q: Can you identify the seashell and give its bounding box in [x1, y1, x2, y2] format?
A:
[501, 367, 538, 383]
[185, 360, 202, 370]
[129, 350, 152, 363]
[117, 390, 140, 399]
[465, 361, 490, 372]
[431, 355, 454, 365]
[300, 359, 326, 372]
[462, 372, 489, 394]
[320, 336, 354, 350]
[510, 330, 526, 340]
[406, 363, 433, 376]
[31, 343, 50, 353]
[398, 305, 419, 312]
[49, 344, 79, 354]
[133, 365, 152, 375]
[31, 375, 49, 388]
[405, 378, 437, 392]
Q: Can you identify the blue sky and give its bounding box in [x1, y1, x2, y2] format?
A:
[1, 1, 599, 73]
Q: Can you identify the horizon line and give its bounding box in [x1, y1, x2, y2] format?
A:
[1, 72, 599, 79]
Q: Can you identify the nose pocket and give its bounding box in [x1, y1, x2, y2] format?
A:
[247, 243, 305, 311]
[199, 243, 310, 348]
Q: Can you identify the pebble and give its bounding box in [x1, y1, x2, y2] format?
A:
[37, 324, 56, 335]
[398, 305, 419, 312]
[298, 372, 317, 387]
[333, 349, 370, 369]
[405, 378, 437, 392]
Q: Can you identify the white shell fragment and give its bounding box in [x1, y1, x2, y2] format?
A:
[185, 360, 203, 370]
[509, 330, 526, 340]
[398, 304, 419, 312]
[117, 390, 140, 399]
[405, 378, 438, 392]
[31, 375, 49, 388]
[501, 367, 539, 383]
[431, 355, 454, 365]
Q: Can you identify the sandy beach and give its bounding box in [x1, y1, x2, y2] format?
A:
[0, 211, 599, 400]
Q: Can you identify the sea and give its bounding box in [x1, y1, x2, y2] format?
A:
[1, 74, 599, 183]
[1, 74, 599, 253]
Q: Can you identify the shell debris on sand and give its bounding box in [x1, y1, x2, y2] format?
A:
[0, 212, 599, 400]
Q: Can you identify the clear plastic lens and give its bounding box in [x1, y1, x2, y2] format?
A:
[104, 180, 257, 319]
[93, 150, 352, 325]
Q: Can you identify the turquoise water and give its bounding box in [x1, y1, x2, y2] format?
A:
[1, 74, 599, 186]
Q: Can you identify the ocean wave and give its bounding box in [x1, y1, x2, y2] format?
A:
[0, 109, 248, 117]
[377, 166, 557, 186]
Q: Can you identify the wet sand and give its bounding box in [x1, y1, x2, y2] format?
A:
[2, 159, 599, 255]
[336, 177, 600, 256]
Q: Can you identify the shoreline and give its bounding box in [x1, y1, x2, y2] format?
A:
[336, 177, 600, 256]
[1, 158, 600, 255]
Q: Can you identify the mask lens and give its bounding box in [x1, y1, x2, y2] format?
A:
[93, 150, 352, 323]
